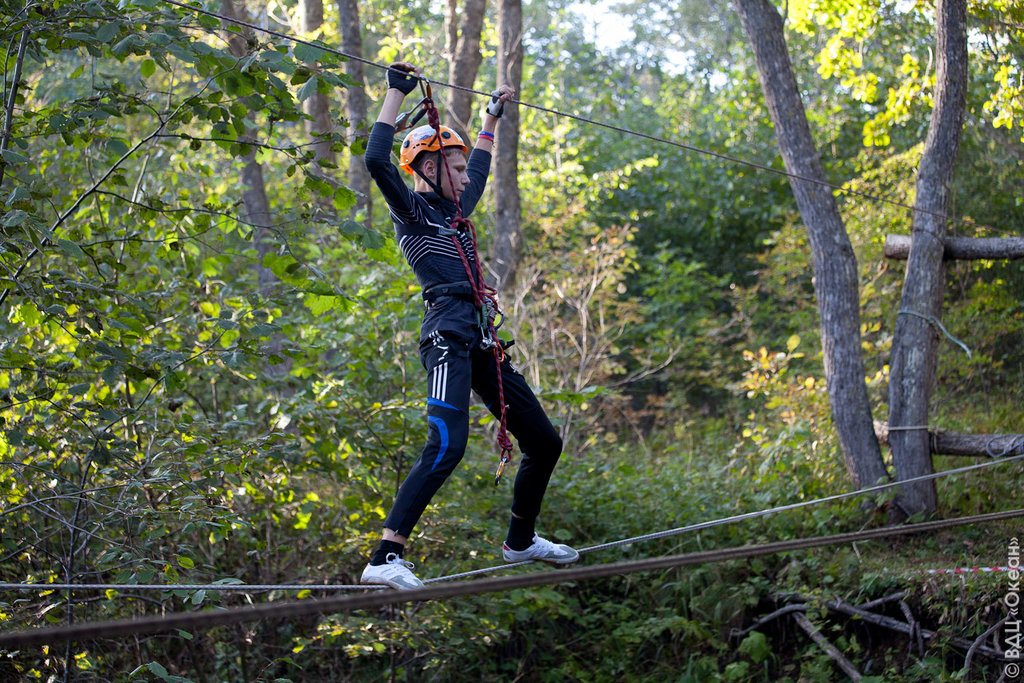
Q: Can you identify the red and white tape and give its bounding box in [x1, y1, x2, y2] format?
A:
[924, 566, 1013, 574]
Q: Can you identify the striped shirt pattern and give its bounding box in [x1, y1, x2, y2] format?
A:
[365, 122, 490, 294]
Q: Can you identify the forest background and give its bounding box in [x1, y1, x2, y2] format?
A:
[1, 0, 1022, 680]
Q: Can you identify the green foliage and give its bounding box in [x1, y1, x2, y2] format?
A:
[0, 0, 1021, 680]
[789, 0, 1024, 146]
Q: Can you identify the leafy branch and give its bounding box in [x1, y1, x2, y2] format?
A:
[0, 70, 224, 307]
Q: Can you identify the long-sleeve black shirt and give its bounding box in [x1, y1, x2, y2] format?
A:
[365, 122, 493, 344]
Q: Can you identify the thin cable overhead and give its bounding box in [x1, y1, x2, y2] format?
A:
[159, 0, 997, 234]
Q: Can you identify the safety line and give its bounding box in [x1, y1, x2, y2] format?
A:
[426, 451, 1024, 582]
[3, 452, 1021, 593]
[158, 0, 996, 235]
[0, 582, 381, 592]
[0, 508, 1020, 649]
[898, 309, 973, 358]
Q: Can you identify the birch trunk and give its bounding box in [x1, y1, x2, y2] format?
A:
[337, 0, 372, 226]
[444, 0, 487, 142]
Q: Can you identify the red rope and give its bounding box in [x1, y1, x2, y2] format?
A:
[423, 99, 514, 484]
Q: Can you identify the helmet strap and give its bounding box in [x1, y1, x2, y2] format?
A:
[435, 150, 443, 192]
[411, 152, 446, 198]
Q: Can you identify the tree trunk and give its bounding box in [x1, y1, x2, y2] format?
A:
[444, 0, 459, 64]
[888, 0, 968, 515]
[734, 0, 888, 489]
[444, 0, 487, 142]
[492, 0, 523, 292]
[298, 0, 334, 168]
[221, 0, 290, 376]
[337, 0, 372, 227]
[884, 234, 1024, 260]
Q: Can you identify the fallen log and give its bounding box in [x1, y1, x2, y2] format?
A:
[884, 235, 1024, 261]
[738, 594, 1010, 669]
[731, 604, 808, 638]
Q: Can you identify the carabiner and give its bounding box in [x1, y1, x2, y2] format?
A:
[494, 454, 510, 486]
[395, 96, 430, 132]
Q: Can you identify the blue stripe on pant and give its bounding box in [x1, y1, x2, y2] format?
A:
[383, 331, 563, 538]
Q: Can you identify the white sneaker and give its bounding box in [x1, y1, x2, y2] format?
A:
[360, 553, 424, 590]
[502, 534, 579, 565]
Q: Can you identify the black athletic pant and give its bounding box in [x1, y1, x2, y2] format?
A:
[383, 330, 563, 538]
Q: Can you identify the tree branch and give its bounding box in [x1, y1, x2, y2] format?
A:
[0, 71, 223, 308]
[793, 612, 863, 681]
[0, 28, 29, 193]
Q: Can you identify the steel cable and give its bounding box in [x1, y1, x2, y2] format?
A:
[158, 0, 1001, 234]
[1, 508, 1021, 649]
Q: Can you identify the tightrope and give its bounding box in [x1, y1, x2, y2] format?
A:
[3, 452, 1022, 592]
[156, 0, 997, 235]
[428, 451, 1024, 582]
[1, 508, 1021, 649]
[0, 581, 381, 592]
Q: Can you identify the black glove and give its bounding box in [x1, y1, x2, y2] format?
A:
[386, 64, 419, 95]
[485, 90, 506, 118]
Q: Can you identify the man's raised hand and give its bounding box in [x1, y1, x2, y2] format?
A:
[386, 62, 420, 95]
[485, 85, 515, 119]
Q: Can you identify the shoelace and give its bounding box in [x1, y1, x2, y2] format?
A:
[532, 538, 564, 554]
[385, 552, 415, 570]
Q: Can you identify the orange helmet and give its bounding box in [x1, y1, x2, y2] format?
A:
[399, 125, 468, 175]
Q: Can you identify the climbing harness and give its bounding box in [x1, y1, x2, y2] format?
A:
[408, 84, 515, 486]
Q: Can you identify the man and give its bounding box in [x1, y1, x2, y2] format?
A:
[360, 63, 578, 590]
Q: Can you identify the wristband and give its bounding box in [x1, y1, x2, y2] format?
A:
[477, 131, 495, 140]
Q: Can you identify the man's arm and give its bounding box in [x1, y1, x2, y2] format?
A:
[471, 84, 514, 155]
[365, 63, 422, 218]
[461, 85, 515, 215]
[375, 88, 408, 127]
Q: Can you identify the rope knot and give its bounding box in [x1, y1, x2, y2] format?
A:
[450, 216, 473, 233]
[425, 100, 440, 130]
